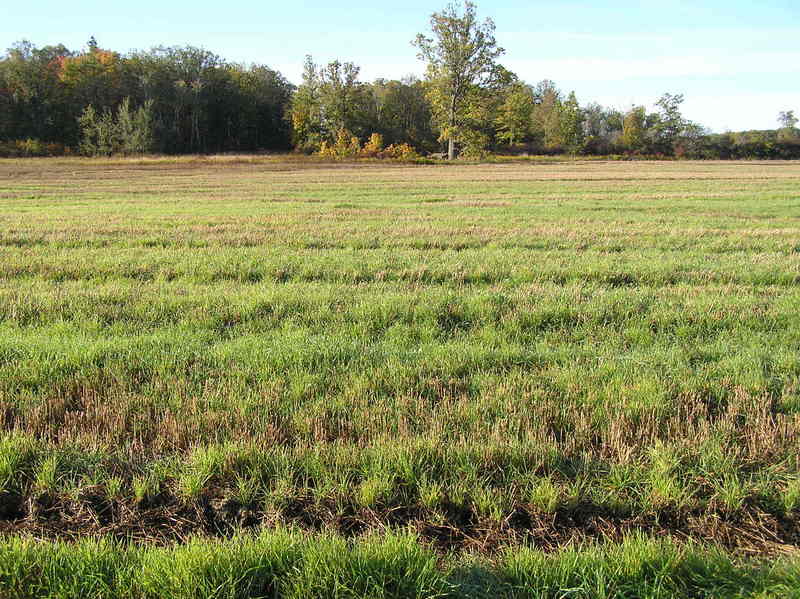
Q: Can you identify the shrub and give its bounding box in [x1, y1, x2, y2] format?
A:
[318, 128, 361, 159]
[315, 131, 423, 161]
[379, 143, 419, 160]
[78, 98, 155, 157]
[0, 139, 69, 158]
[360, 133, 384, 157]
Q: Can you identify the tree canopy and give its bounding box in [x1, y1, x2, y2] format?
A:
[413, 1, 504, 159]
[0, 5, 797, 160]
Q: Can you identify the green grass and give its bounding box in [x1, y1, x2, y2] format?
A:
[0, 158, 799, 593]
[0, 531, 798, 599]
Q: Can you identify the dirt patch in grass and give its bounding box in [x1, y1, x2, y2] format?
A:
[1, 490, 797, 557]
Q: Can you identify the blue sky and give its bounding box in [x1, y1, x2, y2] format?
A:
[5, 0, 799, 132]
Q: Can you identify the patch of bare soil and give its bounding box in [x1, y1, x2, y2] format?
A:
[1, 490, 796, 557]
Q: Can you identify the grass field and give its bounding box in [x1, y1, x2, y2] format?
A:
[1, 157, 799, 597]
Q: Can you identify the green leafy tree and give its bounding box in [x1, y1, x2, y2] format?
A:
[582, 102, 624, 153]
[369, 77, 437, 151]
[778, 110, 798, 130]
[78, 96, 154, 156]
[413, 1, 504, 159]
[1, 41, 72, 142]
[778, 110, 798, 142]
[458, 86, 495, 157]
[652, 93, 686, 151]
[78, 103, 116, 155]
[673, 121, 707, 157]
[495, 82, 534, 146]
[290, 56, 323, 151]
[318, 60, 373, 139]
[227, 65, 293, 151]
[531, 80, 563, 150]
[58, 43, 127, 122]
[559, 91, 584, 153]
[116, 97, 155, 154]
[290, 57, 372, 150]
[621, 106, 647, 152]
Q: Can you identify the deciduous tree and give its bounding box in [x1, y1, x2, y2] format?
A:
[413, 1, 504, 159]
[778, 110, 798, 130]
[652, 93, 686, 151]
[495, 82, 534, 146]
[621, 106, 647, 152]
[778, 110, 798, 141]
[559, 91, 584, 153]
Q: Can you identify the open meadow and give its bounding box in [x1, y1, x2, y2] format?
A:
[0, 157, 799, 597]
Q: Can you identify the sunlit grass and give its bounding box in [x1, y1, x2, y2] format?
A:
[0, 531, 797, 598]
[0, 158, 799, 592]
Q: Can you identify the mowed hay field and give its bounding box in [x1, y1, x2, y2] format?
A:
[1, 157, 800, 597]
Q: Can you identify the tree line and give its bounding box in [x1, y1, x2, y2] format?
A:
[1, 3, 798, 159]
[0, 40, 293, 155]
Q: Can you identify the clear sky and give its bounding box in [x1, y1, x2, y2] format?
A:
[5, 0, 799, 132]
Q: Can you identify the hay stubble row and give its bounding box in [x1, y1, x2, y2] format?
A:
[0, 157, 799, 596]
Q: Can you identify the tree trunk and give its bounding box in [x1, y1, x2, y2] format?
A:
[448, 93, 457, 160]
